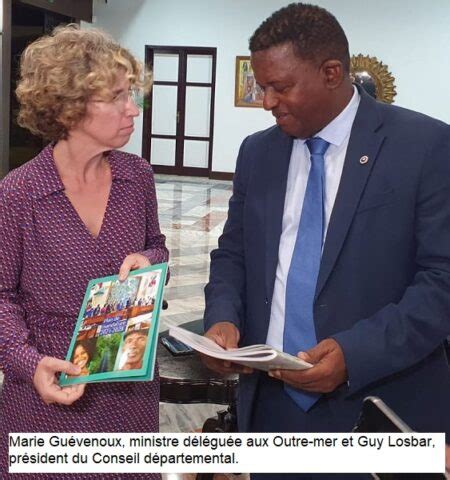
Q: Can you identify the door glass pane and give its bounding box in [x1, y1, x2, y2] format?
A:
[186, 54, 212, 83]
[150, 138, 176, 166]
[153, 53, 179, 82]
[183, 140, 209, 168]
[184, 86, 210, 138]
[151, 85, 177, 136]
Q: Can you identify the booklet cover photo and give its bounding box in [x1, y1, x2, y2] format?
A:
[60, 263, 168, 386]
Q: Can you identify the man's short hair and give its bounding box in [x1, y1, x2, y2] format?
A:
[124, 328, 148, 340]
[249, 2, 350, 72]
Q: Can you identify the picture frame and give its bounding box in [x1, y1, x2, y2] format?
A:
[350, 54, 397, 104]
[234, 56, 264, 108]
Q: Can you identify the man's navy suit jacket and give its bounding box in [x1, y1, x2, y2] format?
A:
[204, 87, 450, 438]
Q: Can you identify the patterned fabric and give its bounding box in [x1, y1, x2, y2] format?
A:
[0, 144, 168, 479]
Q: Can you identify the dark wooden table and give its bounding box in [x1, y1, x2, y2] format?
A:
[158, 319, 238, 427]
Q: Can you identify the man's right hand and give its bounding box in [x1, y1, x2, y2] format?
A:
[201, 322, 253, 375]
[33, 356, 86, 406]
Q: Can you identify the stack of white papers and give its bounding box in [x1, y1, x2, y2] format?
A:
[168, 325, 313, 372]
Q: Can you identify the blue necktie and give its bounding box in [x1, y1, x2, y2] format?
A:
[283, 137, 330, 411]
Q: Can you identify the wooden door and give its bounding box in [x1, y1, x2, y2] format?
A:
[142, 46, 216, 177]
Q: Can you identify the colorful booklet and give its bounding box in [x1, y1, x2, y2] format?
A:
[169, 325, 313, 372]
[60, 263, 168, 386]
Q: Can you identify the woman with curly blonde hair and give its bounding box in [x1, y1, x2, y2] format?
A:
[0, 25, 167, 479]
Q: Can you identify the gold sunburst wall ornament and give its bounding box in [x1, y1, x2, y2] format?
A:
[350, 54, 397, 104]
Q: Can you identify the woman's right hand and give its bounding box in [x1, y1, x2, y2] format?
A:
[33, 356, 86, 405]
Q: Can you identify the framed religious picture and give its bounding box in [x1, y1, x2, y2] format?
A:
[234, 56, 264, 108]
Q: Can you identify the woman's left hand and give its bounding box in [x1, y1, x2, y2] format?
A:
[118, 253, 150, 281]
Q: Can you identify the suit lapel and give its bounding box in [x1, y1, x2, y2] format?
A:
[264, 129, 293, 301]
[316, 89, 385, 299]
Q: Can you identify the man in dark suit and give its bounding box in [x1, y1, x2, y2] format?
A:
[203, 3, 450, 478]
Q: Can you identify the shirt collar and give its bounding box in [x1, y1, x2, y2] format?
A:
[297, 85, 360, 148]
[107, 150, 138, 182]
[31, 143, 65, 199]
[31, 144, 137, 199]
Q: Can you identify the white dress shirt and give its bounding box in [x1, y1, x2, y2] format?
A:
[266, 86, 361, 350]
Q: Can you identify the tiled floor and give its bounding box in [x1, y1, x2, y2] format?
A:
[158, 174, 232, 336]
[155, 175, 234, 434]
[156, 174, 246, 478]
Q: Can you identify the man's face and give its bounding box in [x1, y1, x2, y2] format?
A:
[123, 332, 147, 364]
[251, 42, 333, 139]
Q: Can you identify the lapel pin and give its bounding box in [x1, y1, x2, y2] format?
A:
[359, 155, 369, 165]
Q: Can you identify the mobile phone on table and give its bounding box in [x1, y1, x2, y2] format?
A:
[161, 334, 195, 356]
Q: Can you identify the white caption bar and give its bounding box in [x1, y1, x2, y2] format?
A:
[9, 432, 445, 474]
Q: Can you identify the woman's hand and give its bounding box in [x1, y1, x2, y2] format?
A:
[118, 253, 150, 281]
[33, 356, 86, 405]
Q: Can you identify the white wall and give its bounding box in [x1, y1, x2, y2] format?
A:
[87, 0, 450, 173]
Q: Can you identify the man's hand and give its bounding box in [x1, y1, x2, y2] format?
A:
[269, 338, 348, 393]
[118, 253, 150, 281]
[201, 322, 253, 375]
[33, 356, 86, 405]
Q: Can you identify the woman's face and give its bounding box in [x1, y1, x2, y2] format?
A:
[73, 344, 90, 369]
[72, 69, 140, 151]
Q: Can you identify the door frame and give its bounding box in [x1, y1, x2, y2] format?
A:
[142, 45, 217, 177]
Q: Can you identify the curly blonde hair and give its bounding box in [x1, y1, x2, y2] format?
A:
[16, 24, 151, 141]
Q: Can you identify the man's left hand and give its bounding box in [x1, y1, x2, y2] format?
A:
[269, 338, 348, 393]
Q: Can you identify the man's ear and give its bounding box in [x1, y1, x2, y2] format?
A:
[321, 59, 346, 89]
